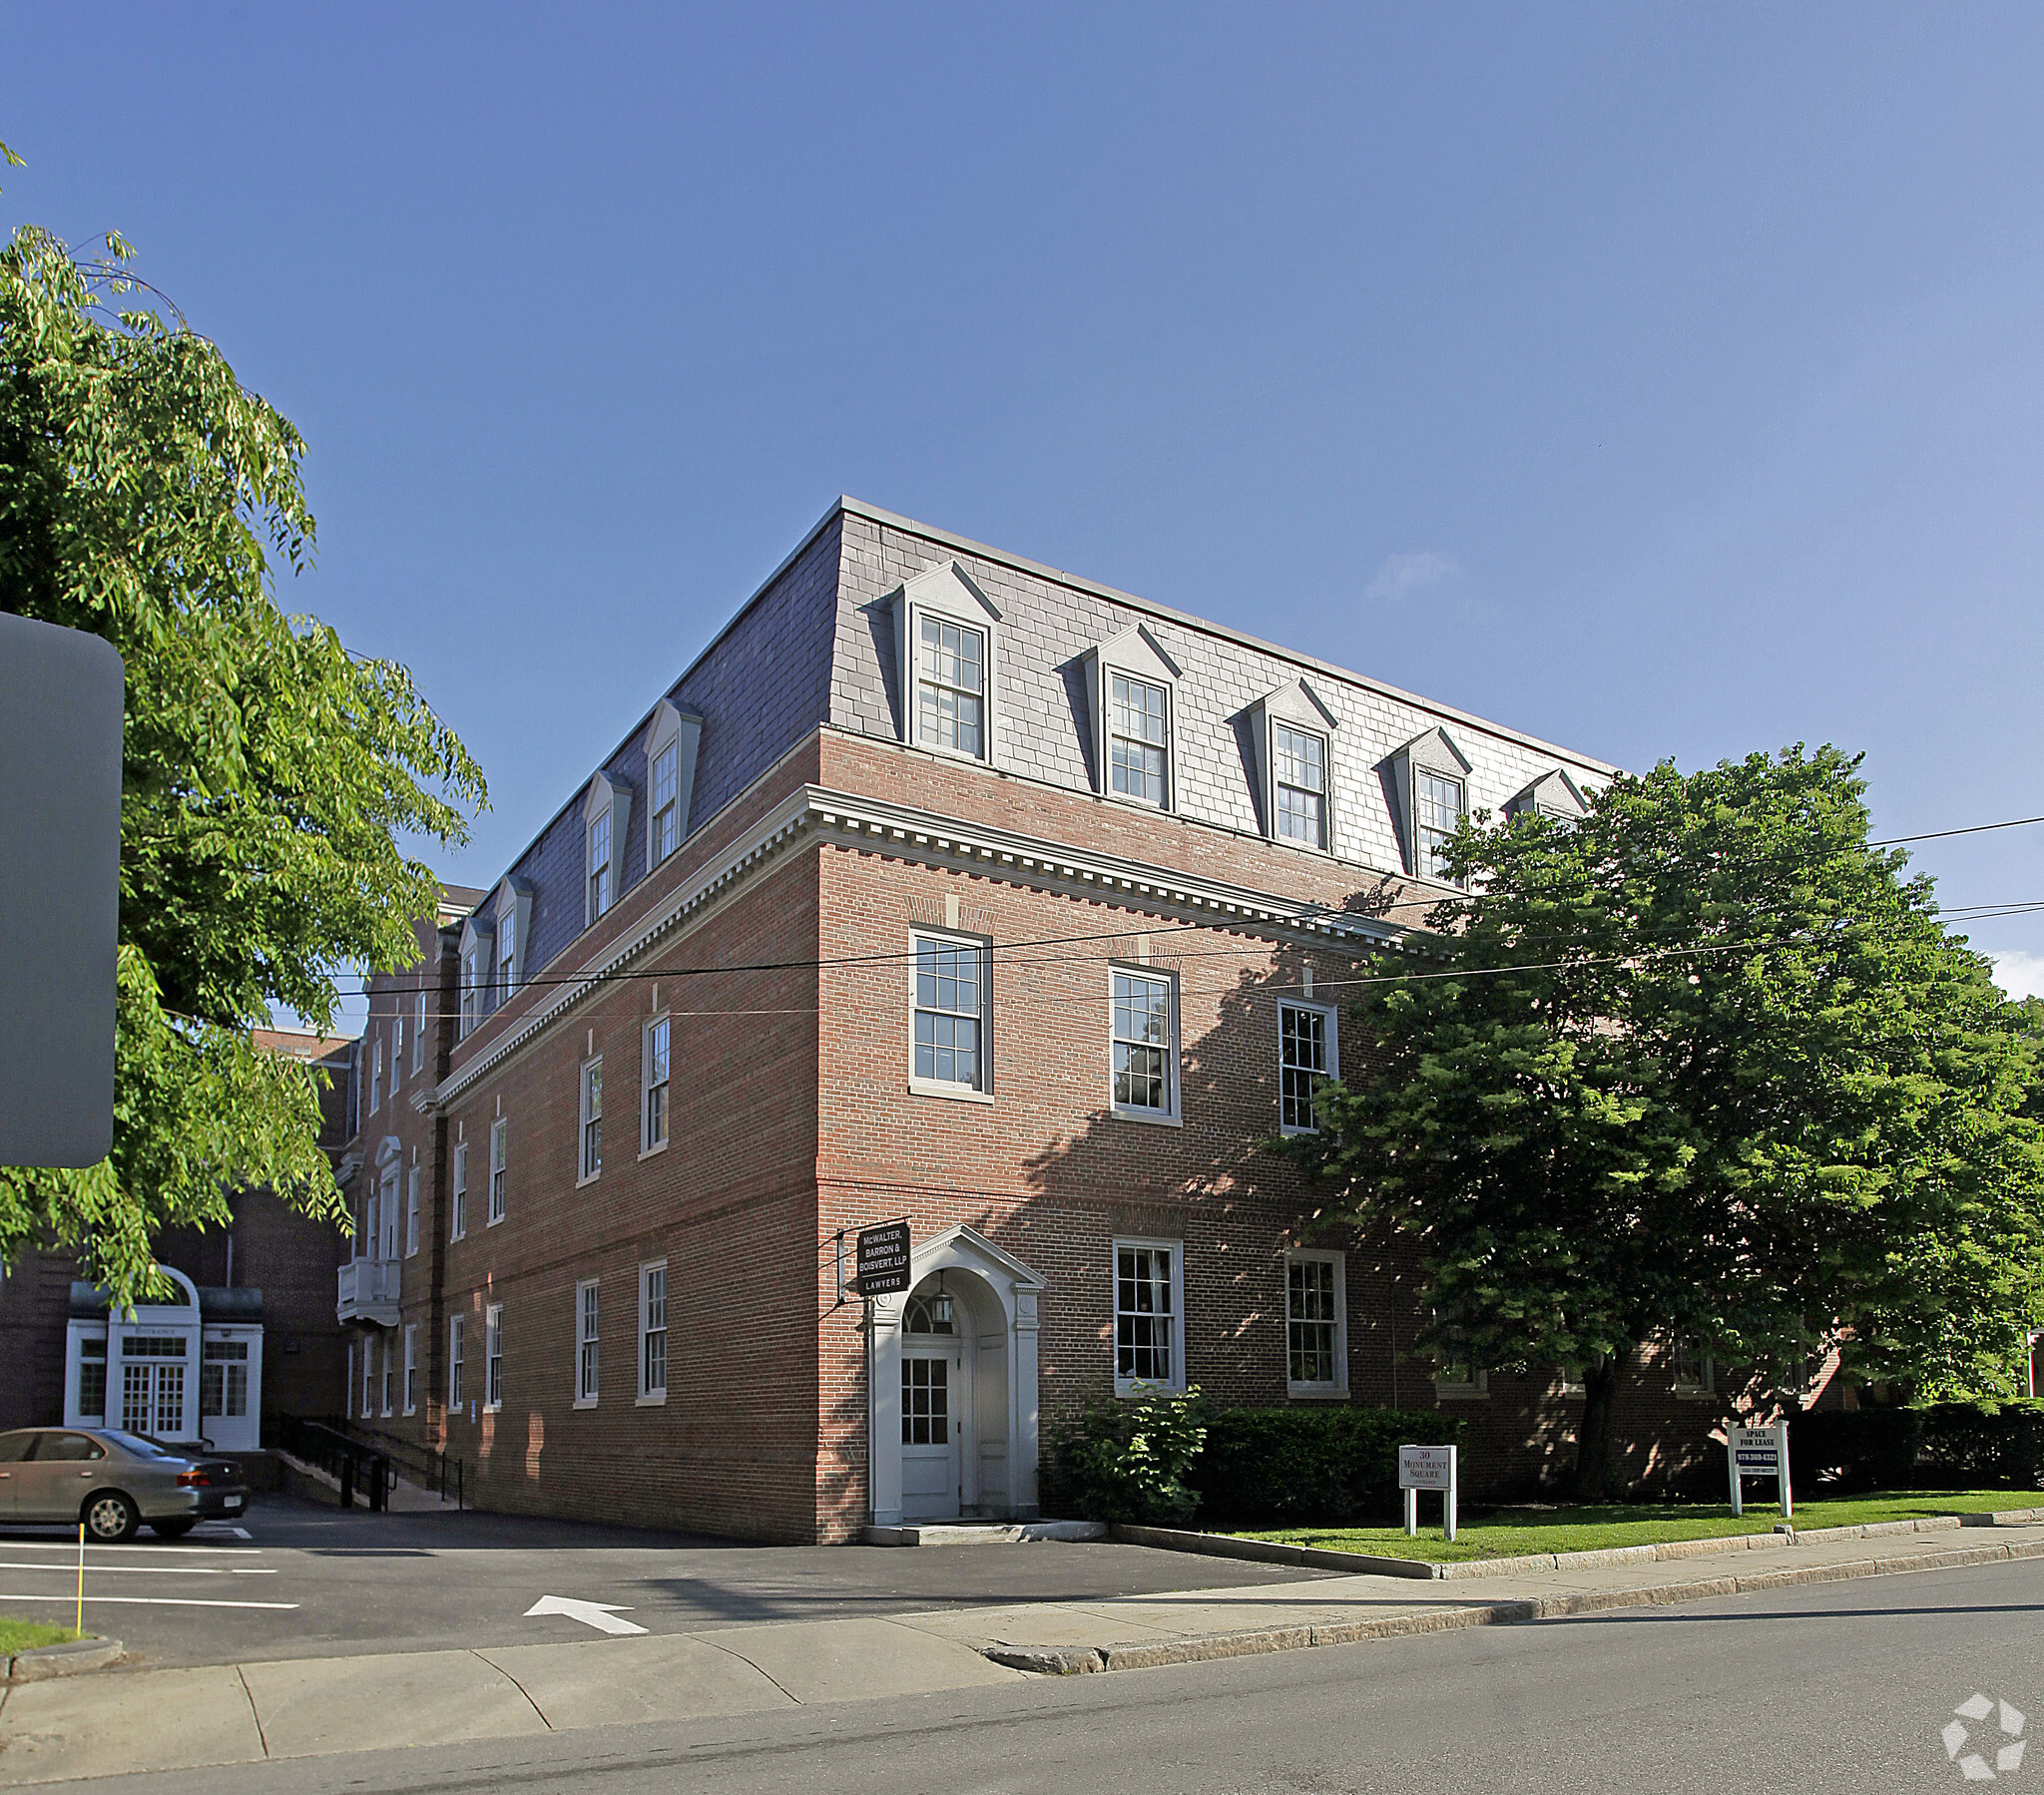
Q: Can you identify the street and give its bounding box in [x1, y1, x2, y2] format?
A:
[47, 1554, 2044, 1795]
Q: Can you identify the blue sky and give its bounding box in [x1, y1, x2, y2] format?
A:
[9, 4, 2044, 1023]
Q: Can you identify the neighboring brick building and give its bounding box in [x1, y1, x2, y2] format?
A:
[1, 1029, 357, 1446]
[337, 497, 1731, 1542]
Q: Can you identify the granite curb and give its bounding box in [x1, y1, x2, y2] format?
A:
[4, 1640, 121, 1684]
[1112, 1505, 2044, 1582]
[988, 1534, 2044, 1675]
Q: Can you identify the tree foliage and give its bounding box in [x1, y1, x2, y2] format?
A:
[1280, 746, 2044, 1496]
[0, 214, 484, 1299]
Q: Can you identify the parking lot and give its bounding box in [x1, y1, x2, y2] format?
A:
[0, 1493, 1330, 1668]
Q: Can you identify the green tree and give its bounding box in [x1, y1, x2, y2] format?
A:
[1280, 746, 2044, 1499]
[0, 191, 484, 1299]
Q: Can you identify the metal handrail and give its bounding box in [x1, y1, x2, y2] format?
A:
[275, 1414, 464, 1512]
[332, 1417, 465, 1511]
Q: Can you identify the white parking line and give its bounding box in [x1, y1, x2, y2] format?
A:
[0, 1541, 262, 1555]
[0, 1593, 297, 1610]
[0, 1561, 274, 1575]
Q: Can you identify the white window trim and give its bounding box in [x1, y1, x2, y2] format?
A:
[457, 914, 495, 1038]
[577, 1055, 603, 1186]
[1394, 727, 1474, 887]
[643, 699, 704, 874]
[637, 1259, 669, 1405]
[1109, 962, 1181, 1126]
[1248, 681, 1341, 854]
[1283, 1248, 1348, 1398]
[890, 562, 1002, 768]
[404, 1165, 420, 1258]
[412, 991, 426, 1072]
[574, 1278, 600, 1409]
[1085, 623, 1182, 814]
[369, 1038, 382, 1116]
[493, 877, 532, 1000]
[1433, 1318, 1489, 1399]
[378, 1163, 400, 1261]
[449, 1313, 465, 1410]
[907, 927, 993, 1101]
[488, 1117, 508, 1226]
[1671, 1341, 1716, 1399]
[450, 1140, 468, 1241]
[1277, 999, 1339, 1136]
[379, 1333, 394, 1418]
[402, 1323, 418, 1416]
[583, 771, 633, 929]
[641, 1014, 671, 1157]
[389, 1018, 402, 1098]
[1112, 1235, 1187, 1396]
[484, 1302, 504, 1413]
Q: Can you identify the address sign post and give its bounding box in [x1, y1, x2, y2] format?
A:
[1398, 1443, 1458, 1543]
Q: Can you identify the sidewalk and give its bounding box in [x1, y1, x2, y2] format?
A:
[4, 1520, 2040, 1784]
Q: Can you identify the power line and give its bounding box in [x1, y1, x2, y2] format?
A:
[1870, 814, 2044, 848]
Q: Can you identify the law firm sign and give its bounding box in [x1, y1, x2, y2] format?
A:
[854, 1220, 913, 1297]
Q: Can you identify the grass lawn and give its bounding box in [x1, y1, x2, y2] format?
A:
[1235, 1489, 2039, 1563]
[0, 1615, 84, 1654]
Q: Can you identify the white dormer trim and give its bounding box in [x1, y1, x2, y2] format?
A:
[1505, 767, 1590, 822]
[1386, 726, 1474, 884]
[456, 911, 496, 1038]
[1247, 679, 1340, 854]
[1084, 622, 1183, 813]
[584, 769, 633, 927]
[891, 562, 1001, 767]
[643, 699, 705, 874]
[375, 1133, 404, 1170]
[492, 876, 533, 996]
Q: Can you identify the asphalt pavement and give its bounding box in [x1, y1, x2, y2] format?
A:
[0, 1493, 1326, 1668]
[70, 1554, 2044, 1795]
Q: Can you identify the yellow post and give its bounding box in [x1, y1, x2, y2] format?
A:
[75, 1521, 84, 1637]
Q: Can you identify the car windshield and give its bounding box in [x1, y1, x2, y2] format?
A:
[99, 1431, 186, 1459]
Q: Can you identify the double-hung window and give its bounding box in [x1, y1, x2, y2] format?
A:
[916, 615, 985, 758]
[643, 1017, 670, 1152]
[451, 1141, 468, 1240]
[460, 949, 482, 1037]
[1109, 673, 1169, 806]
[484, 1303, 503, 1412]
[379, 1168, 399, 1260]
[497, 911, 517, 1002]
[1114, 1239, 1185, 1394]
[449, 1314, 465, 1409]
[488, 1118, 507, 1225]
[1417, 770, 1466, 883]
[1670, 1339, 1714, 1396]
[579, 1059, 602, 1182]
[405, 1166, 420, 1257]
[1284, 1251, 1347, 1395]
[1111, 968, 1178, 1121]
[1278, 1001, 1336, 1134]
[912, 936, 987, 1093]
[639, 1261, 668, 1402]
[1273, 723, 1328, 849]
[575, 1280, 599, 1407]
[390, 1019, 402, 1097]
[360, 1339, 374, 1416]
[1434, 1313, 1487, 1396]
[369, 1039, 382, 1116]
[588, 808, 612, 922]
[651, 738, 680, 864]
[413, 992, 426, 1072]
[380, 1335, 394, 1416]
[402, 1324, 418, 1415]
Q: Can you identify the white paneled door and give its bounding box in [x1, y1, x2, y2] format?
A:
[900, 1345, 960, 1522]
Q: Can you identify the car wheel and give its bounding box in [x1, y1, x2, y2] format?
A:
[83, 1491, 140, 1543]
[149, 1519, 197, 1540]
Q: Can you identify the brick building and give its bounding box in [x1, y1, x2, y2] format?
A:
[1, 1029, 357, 1447]
[337, 498, 1732, 1542]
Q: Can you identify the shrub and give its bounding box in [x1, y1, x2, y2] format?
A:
[1191, 1407, 1467, 1529]
[1914, 1400, 2044, 1492]
[1787, 1408, 1923, 1496]
[1040, 1386, 1209, 1525]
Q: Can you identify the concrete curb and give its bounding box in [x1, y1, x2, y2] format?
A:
[1113, 1506, 2044, 1582]
[864, 1521, 1108, 1547]
[990, 1535, 2044, 1675]
[6, 1638, 121, 1682]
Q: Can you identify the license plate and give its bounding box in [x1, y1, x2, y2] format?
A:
[224, 1496, 244, 1510]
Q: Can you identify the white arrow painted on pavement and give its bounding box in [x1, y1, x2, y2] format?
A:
[523, 1594, 648, 1635]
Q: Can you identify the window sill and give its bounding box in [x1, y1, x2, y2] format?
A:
[484, 1403, 502, 1415]
[1111, 1105, 1182, 1128]
[572, 1397, 597, 1411]
[486, 1213, 504, 1228]
[639, 1139, 670, 1161]
[576, 1171, 600, 1189]
[1673, 1388, 1717, 1402]
[402, 1407, 417, 1418]
[908, 1080, 994, 1106]
[907, 733, 994, 773]
[1113, 1381, 1187, 1399]
[635, 1391, 668, 1407]
[1434, 1386, 1489, 1401]
[1278, 1122, 1320, 1138]
[1286, 1384, 1349, 1401]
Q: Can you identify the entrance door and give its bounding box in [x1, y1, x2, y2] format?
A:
[119, 1338, 189, 1437]
[900, 1345, 961, 1522]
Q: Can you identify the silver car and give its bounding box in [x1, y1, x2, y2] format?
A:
[0, 1428, 251, 1542]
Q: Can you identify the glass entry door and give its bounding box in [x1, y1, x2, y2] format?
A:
[900, 1348, 960, 1522]
[120, 1337, 189, 1436]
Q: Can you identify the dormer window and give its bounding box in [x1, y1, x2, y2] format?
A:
[491, 877, 531, 1000]
[1273, 724, 1327, 848]
[917, 615, 985, 756]
[1086, 623, 1182, 813]
[497, 912, 516, 995]
[1506, 768, 1590, 830]
[583, 771, 632, 928]
[642, 700, 702, 874]
[456, 912, 494, 1039]
[1417, 770, 1466, 881]
[1110, 674, 1170, 806]
[890, 562, 1001, 766]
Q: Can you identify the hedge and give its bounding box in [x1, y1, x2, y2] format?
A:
[1914, 1399, 2044, 1493]
[1786, 1408, 1924, 1495]
[1192, 1406, 1467, 1529]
